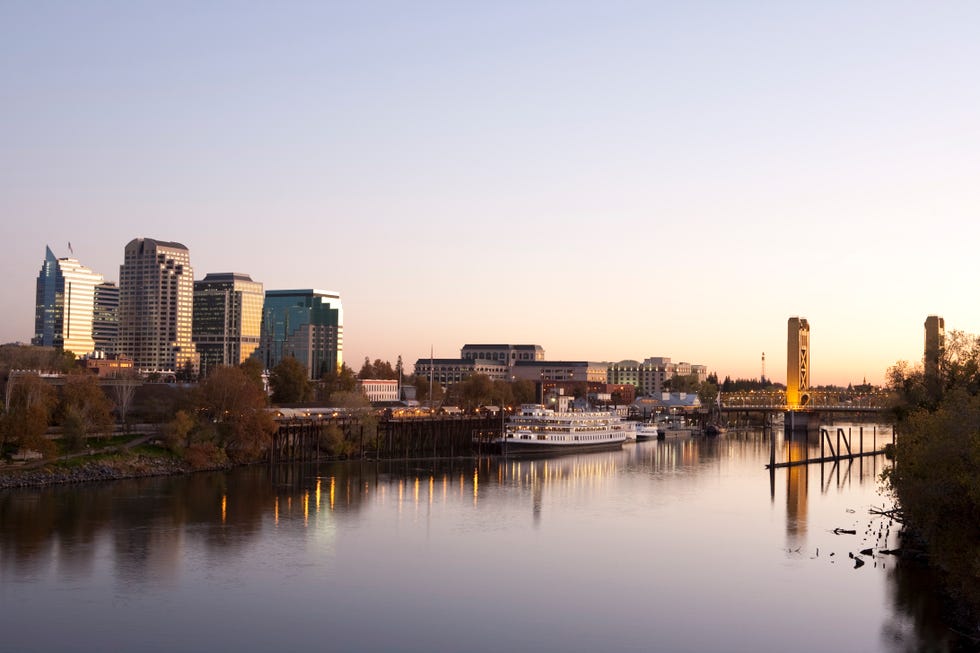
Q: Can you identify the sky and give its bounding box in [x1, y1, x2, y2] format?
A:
[3, 1, 980, 386]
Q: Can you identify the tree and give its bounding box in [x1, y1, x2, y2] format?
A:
[885, 331, 980, 624]
[177, 359, 198, 383]
[452, 374, 493, 410]
[511, 379, 537, 405]
[60, 406, 88, 453]
[317, 363, 358, 402]
[415, 376, 444, 403]
[197, 365, 276, 463]
[319, 422, 352, 457]
[665, 373, 700, 393]
[269, 356, 311, 404]
[163, 409, 197, 451]
[490, 380, 514, 408]
[59, 372, 115, 439]
[329, 390, 371, 409]
[110, 371, 142, 426]
[373, 359, 396, 379]
[358, 357, 372, 379]
[356, 357, 398, 380]
[697, 379, 719, 410]
[239, 357, 265, 391]
[1, 373, 57, 458]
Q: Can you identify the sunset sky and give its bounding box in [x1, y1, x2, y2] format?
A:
[3, 2, 979, 386]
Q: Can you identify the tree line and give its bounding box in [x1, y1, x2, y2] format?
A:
[885, 329, 980, 632]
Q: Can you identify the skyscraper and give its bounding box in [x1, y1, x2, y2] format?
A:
[93, 281, 119, 356]
[33, 245, 102, 356]
[257, 289, 343, 379]
[193, 272, 264, 373]
[786, 316, 810, 408]
[117, 238, 198, 375]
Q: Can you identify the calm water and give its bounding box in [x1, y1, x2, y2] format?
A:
[0, 426, 967, 652]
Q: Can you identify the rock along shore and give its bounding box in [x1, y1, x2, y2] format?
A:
[0, 455, 227, 490]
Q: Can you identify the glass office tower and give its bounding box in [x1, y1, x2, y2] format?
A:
[193, 272, 264, 373]
[33, 245, 102, 357]
[257, 289, 343, 379]
[93, 281, 119, 356]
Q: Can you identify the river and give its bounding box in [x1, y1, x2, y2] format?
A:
[0, 426, 969, 652]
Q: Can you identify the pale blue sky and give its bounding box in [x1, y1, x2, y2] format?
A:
[3, 2, 979, 385]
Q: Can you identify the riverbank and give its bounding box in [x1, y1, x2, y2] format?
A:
[0, 449, 228, 490]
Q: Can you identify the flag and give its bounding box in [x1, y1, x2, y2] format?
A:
[68, 241, 73, 254]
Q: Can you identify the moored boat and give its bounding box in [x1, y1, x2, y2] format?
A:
[495, 403, 634, 454]
[635, 422, 661, 441]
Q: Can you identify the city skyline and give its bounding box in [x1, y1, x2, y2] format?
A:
[5, 3, 980, 385]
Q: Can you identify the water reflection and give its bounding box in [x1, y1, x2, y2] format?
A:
[0, 429, 972, 653]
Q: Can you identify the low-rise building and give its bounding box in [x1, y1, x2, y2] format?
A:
[511, 360, 607, 383]
[413, 358, 509, 386]
[633, 392, 702, 418]
[461, 344, 545, 364]
[607, 357, 708, 395]
[85, 355, 135, 378]
[358, 379, 399, 403]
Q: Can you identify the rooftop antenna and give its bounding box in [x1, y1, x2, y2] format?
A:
[761, 352, 766, 382]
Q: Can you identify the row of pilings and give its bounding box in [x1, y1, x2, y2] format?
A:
[269, 414, 504, 463]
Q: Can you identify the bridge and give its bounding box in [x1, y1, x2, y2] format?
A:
[714, 316, 896, 425]
[718, 389, 890, 413]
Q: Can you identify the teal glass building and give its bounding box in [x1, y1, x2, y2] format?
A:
[256, 289, 343, 379]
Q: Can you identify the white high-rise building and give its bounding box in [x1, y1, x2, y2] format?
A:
[117, 238, 198, 375]
[33, 245, 103, 357]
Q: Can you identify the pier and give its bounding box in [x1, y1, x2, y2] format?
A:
[270, 412, 503, 463]
[765, 425, 894, 470]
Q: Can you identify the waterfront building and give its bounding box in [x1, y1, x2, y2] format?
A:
[786, 316, 810, 408]
[116, 238, 199, 375]
[633, 391, 702, 418]
[607, 357, 707, 396]
[193, 273, 264, 373]
[460, 344, 545, 364]
[607, 359, 671, 395]
[690, 364, 708, 382]
[411, 343, 543, 387]
[33, 246, 102, 357]
[924, 315, 945, 378]
[256, 289, 343, 380]
[358, 379, 399, 403]
[511, 360, 607, 383]
[93, 282, 119, 355]
[413, 358, 508, 386]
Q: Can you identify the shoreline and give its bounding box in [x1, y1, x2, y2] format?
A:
[0, 453, 227, 490]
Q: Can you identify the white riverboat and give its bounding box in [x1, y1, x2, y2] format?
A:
[495, 403, 635, 454]
[635, 421, 662, 441]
